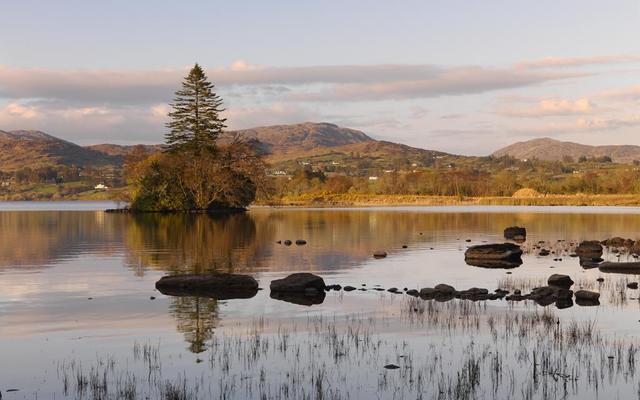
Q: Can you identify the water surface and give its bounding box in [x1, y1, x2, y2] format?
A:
[1, 203, 640, 399]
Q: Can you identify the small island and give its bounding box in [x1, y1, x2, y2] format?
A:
[118, 64, 268, 213]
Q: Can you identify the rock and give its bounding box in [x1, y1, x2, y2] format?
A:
[596, 277, 604, 282]
[384, 364, 400, 370]
[373, 251, 388, 259]
[344, 286, 356, 292]
[465, 243, 523, 261]
[387, 287, 400, 293]
[576, 241, 603, 258]
[406, 289, 419, 297]
[326, 284, 342, 291]
[458, 287, 490, 301]
[155, 273, 259, 300]
[504, 226, 527, 241]
[548, 274, 574, 289]
[283, 240, 292, 246]
[150, 296, 156, 300]
[402, 245, 408, 248]
[434, 283, 456, 294]
[295, 239, 307, 245]
[270, 273, 326, 293]
[276, 240, 282, 244]
[628, 282, 639, 289]
[419, 287, 436, 299]
[575, 290, 600, 301]
[539, 249, 550, 256]
[599, 262, 640, 274]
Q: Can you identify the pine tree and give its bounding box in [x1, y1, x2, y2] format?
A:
[165, 63, 226, 153]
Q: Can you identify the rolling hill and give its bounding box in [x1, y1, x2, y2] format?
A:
[492, 138, 640, 163]
[0, 123, 454, 173]
[0, 130, 121, 171]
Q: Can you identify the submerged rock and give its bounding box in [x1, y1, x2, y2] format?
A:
[599, 262, 640, 274]
[270, 273, 326, 293]
[373, 251, 388, 259]
[155, 273, 259, 300]
[575, 290, 600, 301]
[576, 241, 603, 259]
[504, 226, 526, 241]
[465, 243, 523, 261]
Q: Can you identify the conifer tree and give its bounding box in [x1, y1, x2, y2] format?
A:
[165, 64, 226, 153]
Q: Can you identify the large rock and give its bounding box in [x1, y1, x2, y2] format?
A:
[576, 241, 603, 258]
[270, 273, 326, 293]
[599, 262, 640, 274]
[548, 274, 574, 289]
[504, 226, 526, 241]
[465, 243, 523, 261]
[155, 273, 259, 300]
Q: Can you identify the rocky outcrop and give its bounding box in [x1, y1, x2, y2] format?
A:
[465, 243, 523, 269]
[155, 273, 259, 300]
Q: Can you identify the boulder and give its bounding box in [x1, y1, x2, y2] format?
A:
[465, 243, 523, 261]
[270, 273, 326, 293]
[155, 273, 259, 300]
[548, 274, 574, 289]
[295, 239, 307, 246]
[504, 226, 526, 240]
[283, 240, 292, 246]
[628, 282, 639, 289]
[434, 283, 456, 294]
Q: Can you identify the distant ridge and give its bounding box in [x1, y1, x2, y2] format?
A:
[0, 129, 121, 171]
[492, 137, 640, 163]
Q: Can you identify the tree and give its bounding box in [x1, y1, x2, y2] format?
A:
[165, 63, 226, 154]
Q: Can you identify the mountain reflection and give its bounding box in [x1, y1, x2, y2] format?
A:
[2, 208, 640, 273]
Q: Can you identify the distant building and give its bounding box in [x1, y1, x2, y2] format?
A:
[94, 183, 109, 190]
[368, 176, 379, 181]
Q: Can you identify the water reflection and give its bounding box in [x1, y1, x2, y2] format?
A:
[170, 296, 219, 353]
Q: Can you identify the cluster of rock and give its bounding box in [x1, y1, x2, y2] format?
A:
[505, 274, 599, 308]
[276, 239, 307, 246]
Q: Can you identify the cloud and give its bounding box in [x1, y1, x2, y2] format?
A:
[598, 85, 640, 102]
[516, 54, 640, 69]
[512, 115, 640, 137]
[0, 62, 587, 107]
[497, 98, 596, 117]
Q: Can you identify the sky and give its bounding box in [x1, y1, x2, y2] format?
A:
[1, 0, 640, 155]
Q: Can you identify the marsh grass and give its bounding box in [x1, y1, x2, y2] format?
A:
[54, 295, 640, 400]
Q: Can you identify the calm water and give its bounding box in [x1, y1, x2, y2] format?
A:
[2, 202, 640, 399]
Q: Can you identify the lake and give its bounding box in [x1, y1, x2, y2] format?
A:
[2, 202, 640, 399]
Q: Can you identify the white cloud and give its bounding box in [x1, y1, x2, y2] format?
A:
[497, 98, 596, 117]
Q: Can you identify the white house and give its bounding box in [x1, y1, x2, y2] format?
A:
[94, 183, 109, 190]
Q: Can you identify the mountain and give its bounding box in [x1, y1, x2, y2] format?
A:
[0, 123, 452, 173]
[227, 122, 374, 156]
[492, 138, 640, 163]
[0, 130, 121, 171]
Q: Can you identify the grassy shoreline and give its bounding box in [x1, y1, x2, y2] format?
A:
[257, 193, 640, 207]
